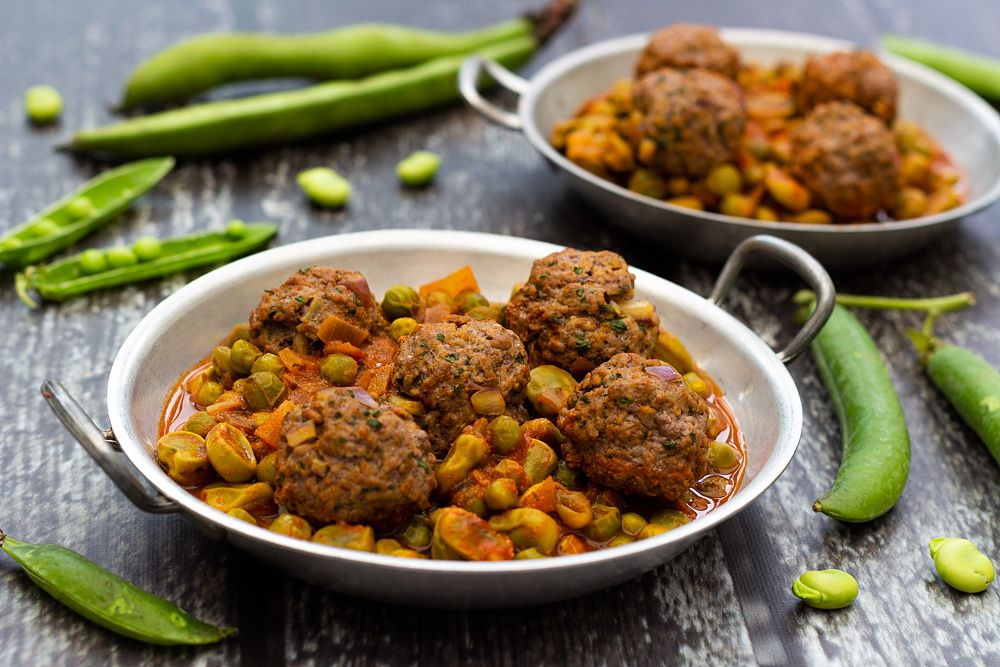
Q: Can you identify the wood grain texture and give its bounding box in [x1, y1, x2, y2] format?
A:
[0, 1, 997, 665]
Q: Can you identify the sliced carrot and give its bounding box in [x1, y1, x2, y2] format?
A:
[418, 266, 480, 299]
[365, 365, 394, 399]
[255, 400, 296, 447]
[206, 398, 244, 415]
[324, 341, 365, 361]
[317, 314, 368, 346]
[278, 348, 320, 371]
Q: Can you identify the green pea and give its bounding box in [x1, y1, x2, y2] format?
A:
[133, 236, 163, 262]
[225, 219, 248, 239]
[488, 415, 521, 455]
[183, 411, 217, 437]
[396, 150, 441, 187]
[584, 505, 621, 542]
[388, 317, 418, 342]
[24, 85, 63, 124]
[297, 167, 351, 208]
[708, 441, 739, 470]
[66, 196, 97, 219]
[29, 219, 61, 239]
[649, 509, 690, 530]
[78, 249, 108, 275]
[456, 290, 489, 314]
[106, 246, 138, 269]
[320, 353, 358, 386]
[792, 569, 859, 609]
[195, 381, 224, 407]
[929, 538, 995, 593]
[251, 352, 284, 376]
[230, 339, 262, 376]
[621, 512, 647, 537]
[514, 548, 547, 560]
[400, 515, 432, 549]
[381, 285, 420, 320]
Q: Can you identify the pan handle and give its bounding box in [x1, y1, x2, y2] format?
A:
[458, 55, 529, 130]
[41, 380, 179, 514]
[709, 235, 835, 364]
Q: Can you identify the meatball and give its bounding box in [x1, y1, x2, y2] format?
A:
[248, 267, 385, 355]
[633, 68, 745, 178]
[789, 102, 900, 220]
[273, 387, 436, 530]
[393, 316, 530, 455]
[795, 51, 898, 123]
[504, 248, 659, 376]
[558, 353, 711, 501]
[635, 23, 740, 79]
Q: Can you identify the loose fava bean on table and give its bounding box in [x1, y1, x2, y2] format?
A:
[928, 538, 995, 593]
[24, 85, 63, 124]
[397, 151, 441, 187]
[117, 2, 577, 109]
[297, 168, 352, 209]
[0, 157, 174, 268]
[16, 222, 277, 307]
[792, 569, 859, 609]
[0, 530, 236, 645]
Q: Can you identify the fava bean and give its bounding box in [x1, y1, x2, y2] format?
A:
[929, 537, 995, 593]
[397, 150, 441, 187]
[206, 423, 257, 483]
[297, 167, 351, 208]
[24, 85, 63, 124]
[269, 514, 313, 540]
[792, 569, 859, 609]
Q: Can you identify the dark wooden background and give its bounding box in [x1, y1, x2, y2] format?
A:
[1, 1, 998, 665]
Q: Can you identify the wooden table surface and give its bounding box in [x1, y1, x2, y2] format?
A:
[1, 1, 998, 665]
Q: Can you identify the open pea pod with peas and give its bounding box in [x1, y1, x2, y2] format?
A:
[15, 221, 277, 307]
[0, 157, 174, 268]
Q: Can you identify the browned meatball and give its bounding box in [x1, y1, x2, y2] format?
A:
[789, 102, 900, 221]
[393, 316, 530, 455]
[248, 267, 385, 355]
[635, 23, 740, 79]
[633, 68, 745, 178]
[558, 353, 711, 501]
[504, 249, 658, 376]
[795, 51, 898, 123]
[274, 387, 436, 530]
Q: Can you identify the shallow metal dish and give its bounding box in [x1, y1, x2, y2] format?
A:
[459, 29, 1000, 268]
[44, 230, 834, 608]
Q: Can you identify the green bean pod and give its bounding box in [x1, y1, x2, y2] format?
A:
[16, 222, 277, 306]
[922, 341, 1000, 466]
[810, 305, 911, 522]
[120, 19, 533, 109]
[69, 37, 535, 158]
[0, 157, 174, 268]
[882, 34, 1000, 99]
[1, 531, 235, 645]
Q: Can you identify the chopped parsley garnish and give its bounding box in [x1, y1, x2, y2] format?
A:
[616, 396, 634, 405]
[573, 266, 584, 274]
[574, 332, 591, 351]
[294, 296, 307, 304]
[575, 288, 586, 302]
[436, 333, 446, 342]
[366, 418, 382, 430]
[609, 319, 627, 333]
[445, 353, 459, 363]
[514, 353, 526, 364]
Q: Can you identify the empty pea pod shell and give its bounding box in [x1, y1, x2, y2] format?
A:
[0, 531, 236, 645]
[0, 157, 175, 268]
[15, 222, 277, 306]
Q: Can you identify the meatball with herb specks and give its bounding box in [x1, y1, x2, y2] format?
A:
[558, 353, 711, 502]
[249, 267, 384, 355]
[789, 102, 900, 221]
[635, 23, 740, 79]
[633, 68, 745, 178]
[274, 387, 436, 530]
[505, 249, 658, 377]
[393, 316, 530, 455]
[795, 51, 898, 124]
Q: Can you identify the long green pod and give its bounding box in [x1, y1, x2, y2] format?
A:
[70, 37, 535, 158]
[918, 338, 1000, 466]
[0, 157, 174, 268]
[121, 19, 532, 109]
[17, 222, 277, 305]
[1, 531, 235, 645]
[810, 305, 911, 522]
[882, 34, 1000, 99]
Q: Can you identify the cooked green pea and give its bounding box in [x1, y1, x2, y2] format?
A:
[184, 411, 216, 437]
[194, 381, 224, 407]
[607, 534, 635, 548]
[649, 509, 690, 530]
[212, 346, 233, 375]
[251, 352, 284, 376]
[78, 249, 108, 275]
[256, 452, 279, 485]
[106, 246, 138, 269]
[297, 167, 351, 208]
[488, 415, 521, 455]
[230, 339, 262, 375]
[133, 236, 163, 262]
[621, 512, 647, 537]
[269, 514, 312, 540]
[320, 353, 358, 386]
[381, 285, 420, 320]
[397, 150, 441, 187]
[708, 441, 739, 470]
[400, 515, 432, 549]
[242, 371, 287, 411]
[225, 219, 248, 239]
[585, 505, 621, 542]
[929, 538, 995, 593]
[514, 548, 546, 560]
[792, 569, 859, 609]
[24, 85, 63, 124]
[456, 290, 489, 313]
[29, 219, 61, 239]
[65, 197, 97, 219]
[388, 317, 418, 341]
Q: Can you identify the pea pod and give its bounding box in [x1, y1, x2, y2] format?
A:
[911, 333, 1000, 466]
[68, 38, 537, 158]
[119, 13, 548, 109]
[808, 305, 911, 522]
[16, 222, 277, 306]
[0, 157, 174, 268]
[0, 530, 236, 645]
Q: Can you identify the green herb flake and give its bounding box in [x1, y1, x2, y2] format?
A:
[609, 319, 627, 333]
[366, 418, 383, 430]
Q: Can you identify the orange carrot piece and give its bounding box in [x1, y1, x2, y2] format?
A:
[317, 314, 368, 346]
[255, 400, 296, 447]
[206, 398, 244, 415]
[418, 266, 480, 299]
[324, 341, 365, 360]
[278, 348, 320, 371]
